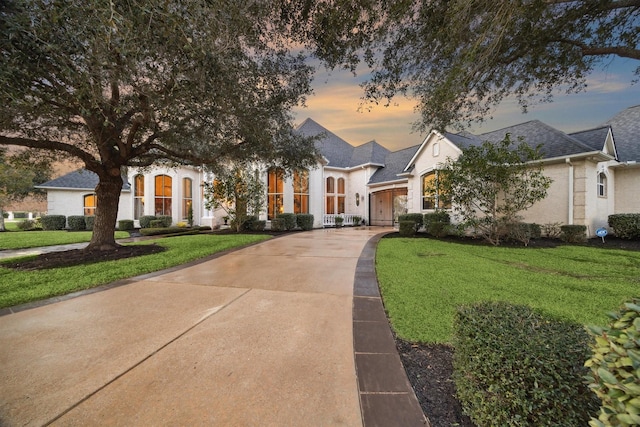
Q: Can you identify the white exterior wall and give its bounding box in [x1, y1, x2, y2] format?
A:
[45, 188, 132, 224]
[614, 167, 640, 213]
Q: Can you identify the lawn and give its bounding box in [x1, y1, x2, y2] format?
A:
[376, 237, 640, 343]
[0, 233, 270, 308]
[0, 229, 130, 250]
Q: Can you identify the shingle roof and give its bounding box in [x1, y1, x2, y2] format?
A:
[368, 144, 421, 184]
[478, 120, 596, 159]
[296, 118, 355, 168]
[36, 169, 131, 191]
[350, 140, 390, 166]
[568, 127, 611, 152]
[603, 105, 640, 162]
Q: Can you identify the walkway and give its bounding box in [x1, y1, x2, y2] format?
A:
[0, 228, 427, 426]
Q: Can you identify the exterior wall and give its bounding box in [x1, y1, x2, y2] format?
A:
[346, 167, 374, 223]
[519, 162, 570, 226]
[45, 188, 131, 224]
[589, 162, 616, 234]
[614, 167, 640, 213]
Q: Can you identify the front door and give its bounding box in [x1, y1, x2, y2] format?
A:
[369, 188, 408, 226]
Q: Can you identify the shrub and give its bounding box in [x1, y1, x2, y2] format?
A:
[85, 216, 95, 231]
[139, 215, 157, 229]
[585, 298, 640, 427]
[41, 215, 66, 230]
[139, 226, 201, 236]
[334, 215, 344, 227]
[67, 215, 86, 231]
[16, 219, 36, 230]
[277, 213, 297, 230]
[424, 211, 451, 237]
[118, 219, 134, 231]
[398, 220, 417, 237]
[453, 302, 598, 427]
[507, 222, 542, 246]
[561, 224, 587, 243]
[542, 222, 563, 239]
[270, 217, 285, 231]
[296, 214, 314, 230]
[240, 215, 259, 232]
[2, 212, 7, 219]
[150, 219, 164, 228]
[157, 215, 172, 227]
[351, 215, 362, 226]
[398, 213, 423, 231]
[608, 214, 640, 240]
[251, 220, 266, 231]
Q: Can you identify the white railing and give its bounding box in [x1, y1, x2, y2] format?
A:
[323, 214, 362, 227]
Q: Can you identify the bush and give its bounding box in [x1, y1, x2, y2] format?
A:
[398, 213, 423, 231]
[240, 215, 259, 232]
[251, 220, 266, 231]
[270, 217, 285, 231]
[296, 214, 314, 230]
[507, 222, 542, 246]
[585, 298, 640, 427]
[67, 215, 86, 231]
[157, 215, 172, 227]
[334, 216, 344, 227]
[424, 211, 451, 237]
[398, 220, 417, 237]
[561, 224, 587, 243]
[2, 212, 7, 219]
[139, 215, 157, 229]
[139, 226, 203, 236]
[118, 219, 134, 231]
[150, 219, 164, 228]
[542, 222, 563, 239]
[16, 219, 37, 230]
[85, 216, 95, 231]
[453, 302, 598, 427]
[608, 214, 640, 240]
[41, 215, 66, 230]
[277, 213, 297, 230]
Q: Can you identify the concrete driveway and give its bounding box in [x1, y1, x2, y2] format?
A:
[0, 227, 424, 426]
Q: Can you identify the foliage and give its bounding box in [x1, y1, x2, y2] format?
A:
[542, 222, 563, 239]
[138, 226, 207, 236]
[16, 219, 38, 231]
[270, 218, 285, 232]
[277, 213, 297, 231]
[585, 298, 640, 427]
[434, 134, 552, 245]
[424, 211, 451, 237]
[361, 0, 640, 130]
[561, 225, 588, 243]
[85, 216, 95, 231]
[149, 220, 164, 228]
[204, 165, 266, 232]
[118, 220, 134, 231]
[67, 216, 86, 231]
[398, 213, 423, 231]
[453, 301, 598, 426]
[351, 215, 362, 226]
[157, 215, 172, 228]
[507, 222, 542, 246]
[139, 216, 157, 229]
[398, 220, 416, 237]
[608, 214, 640, 240]
[296, 214, 314, 230]
[376, 238, 640, 343]
[334, 216, 344, 227]
[41, 215, 66, 231]
[187, 205, 194, 227]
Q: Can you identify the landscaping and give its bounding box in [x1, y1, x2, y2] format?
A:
[0, 229, 130, 250]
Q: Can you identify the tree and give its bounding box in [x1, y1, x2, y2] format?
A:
[2, 0, 374, 251]
[0, 148, 52, 231]
[434, 135, 552, 245]
[203, 165, 265, 232]
[361, 0, 640, 131]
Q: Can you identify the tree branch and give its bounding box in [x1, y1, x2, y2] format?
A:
[0, 136, 100, 170]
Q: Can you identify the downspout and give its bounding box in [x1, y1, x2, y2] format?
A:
[566, 158, 574, 225]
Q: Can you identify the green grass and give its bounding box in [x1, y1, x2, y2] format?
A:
[376, 238, 640, 344]
[0, 233, 270, 308]
[0, 229, 130, 250]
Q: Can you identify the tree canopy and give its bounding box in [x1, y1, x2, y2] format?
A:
[361, 0, 640, 131]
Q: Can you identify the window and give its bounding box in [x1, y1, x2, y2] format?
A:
[134, 174, 144, 220]
[325, 177, 335, 214]
[337, 178, 345, 214]
[433, 142, 440, 157]
[293, 170, 309, 214]
[154, 175, 172, 216]
[422, 171, 450, 210]
[268, 167, 284, 219]
[83, 194, 97, 216]
[182, 178, 193, 220]
[597, 172, 607, 197]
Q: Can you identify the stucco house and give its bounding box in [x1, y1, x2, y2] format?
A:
[37, 105, 640, 236]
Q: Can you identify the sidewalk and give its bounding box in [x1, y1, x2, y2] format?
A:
[0, 228, 427, 426]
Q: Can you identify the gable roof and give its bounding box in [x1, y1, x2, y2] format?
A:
[350, 140, 389, 167]
[603, 105, 640, 162]
[369, 144, 421, 185]
[36, 169, 131, 191]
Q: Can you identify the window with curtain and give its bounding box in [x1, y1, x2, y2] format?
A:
[422, 170, 450, 210]
[134, 174, 144, 219]
[293, 170, 309, 214]
[83, 193, 97, 216]
[182, 178, 193, 220]
[154, 174, 172, 216]
[268, 167, 284, 219]
[325, 176, 335, 214]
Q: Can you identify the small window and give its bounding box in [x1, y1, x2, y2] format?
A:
[597, 172, 607, 197]
[83, 194, 97, 216]
[182, 178, 193, 220]
[134, 174, 144, 220]
[267, 167, 284, 219]
[433, 142, 440, 157]
[155, 175, 172, 216]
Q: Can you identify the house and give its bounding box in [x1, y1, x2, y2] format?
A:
[36, 105, 640, 236]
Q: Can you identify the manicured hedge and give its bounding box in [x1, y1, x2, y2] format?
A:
[157, 215, 172, 227]
[85, 216, 95, 231]
[453, 301, 598, 426]
[41, 215, 66, 230]
[118, 219, 134, 231]
[561, 224, 587, 243]
[270, 218, 285, 231]
[608, 214, 640, 240]
[398, 220, 416, 237]
[398, 213, 424, 231]
[277, 213, 297, 231]
[139, 215, 156, 229]
[424, 211, 451, 237]
[296, 214, 314, 230]
[67, 215, 86, 231]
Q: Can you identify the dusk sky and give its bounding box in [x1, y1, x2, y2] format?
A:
[293, 58, 640, 152]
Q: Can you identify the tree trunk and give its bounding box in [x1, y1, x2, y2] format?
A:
[0, 207, 5, 231]
[86, 173, 123, 251]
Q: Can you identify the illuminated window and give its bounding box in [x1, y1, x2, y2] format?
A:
[134, 174, 144, 220]
[268, 167, 284, 219]
[325, 177, 335, 214]
[337, 178, 345, 214]
[293, 170, 309, 214]
[83, 194, 97, 216]
[154, 175, 172, 216]
[182, 178, 193, 220]
[422, 171, 450, 210]
[597, 172, 607, 197]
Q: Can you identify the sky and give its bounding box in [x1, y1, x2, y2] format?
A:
[293, 58, 640, 152]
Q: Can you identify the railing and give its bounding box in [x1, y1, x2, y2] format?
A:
[323, 214, 362, 227]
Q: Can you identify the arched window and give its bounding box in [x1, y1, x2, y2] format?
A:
[83, 194, 97, 216]
[422, 170, 450, 210]
[182, 178, 193, 220]
[597, 172, 607, 197]
[154, 175, 172, 216]
[134, 174, 144, 220]
[337, 178, 345, 214]
[293, 170, 309, 214]
[325, 177, 335, 214]
[267, 167, 284, 219]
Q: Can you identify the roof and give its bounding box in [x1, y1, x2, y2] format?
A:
[36, 169, 131, 191]
[603, 105, 640, 162]
[569, 126, 611, 152]
[368, 144, 421, 185]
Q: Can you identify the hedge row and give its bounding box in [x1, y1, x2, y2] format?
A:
[270, 213, 315, 231]
[608, 214, 640, 240]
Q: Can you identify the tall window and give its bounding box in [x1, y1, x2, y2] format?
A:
[134, 174, 144, 219]
[325, 177, 335, 214]
[337, 178, 345, 214]
[182, 178, 193, 220]
[422, 171, 450, 210]
[83, 194, 97, 216]
[293, 170, 309, 214]
[597, 172, 607, 197]
[155, 175, 172, 215]
[268, 167, 284, 219]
